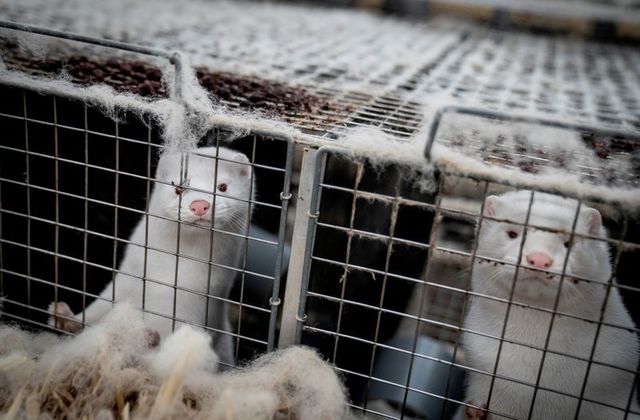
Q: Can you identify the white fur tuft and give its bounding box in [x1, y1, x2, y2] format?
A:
[0, 308, 350, 418]
[147, 325, 218, 380]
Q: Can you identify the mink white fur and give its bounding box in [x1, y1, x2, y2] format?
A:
[49, 146, 254, 366]
[459, 190, 639, 420]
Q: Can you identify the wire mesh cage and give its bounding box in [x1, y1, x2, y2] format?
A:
[0, 0, 639, 419]
[0, 84, 294, 366]
[295, 145, 639, 419]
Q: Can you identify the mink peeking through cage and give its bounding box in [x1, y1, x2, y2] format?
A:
[0, 87, 291, 366]
[457, 190, 639, 420]
[49, 145, 255, 366]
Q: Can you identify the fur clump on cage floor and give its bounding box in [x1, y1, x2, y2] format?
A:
[0, 304, 349, 420]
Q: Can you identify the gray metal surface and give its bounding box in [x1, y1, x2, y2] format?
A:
[280, 146, 318, 348]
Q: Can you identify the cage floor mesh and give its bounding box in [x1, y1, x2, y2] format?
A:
[409, 31, 640, 135]
[437, 113, 640, 189]
[1, 0, 639, 189]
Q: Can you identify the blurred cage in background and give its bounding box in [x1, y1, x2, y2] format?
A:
[293, 0, 640, 40]
[0, 0, 640, 419]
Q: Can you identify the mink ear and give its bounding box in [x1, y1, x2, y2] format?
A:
[233, 153, 251, 177]
[155, 152, 174, 180]
[483, 195, 499, 218]
[584, 207, 603, 235]
[155, 163, 165, 180]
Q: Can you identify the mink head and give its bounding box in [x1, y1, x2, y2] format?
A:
[474, 190, 611, 305]
[150, 146, 254, 230]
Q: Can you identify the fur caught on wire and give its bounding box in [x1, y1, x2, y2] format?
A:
[0, 303, 349, 419]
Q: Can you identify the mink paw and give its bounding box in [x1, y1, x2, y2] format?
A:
[465, 401, 489, 420]
[47, 301, 83, 333]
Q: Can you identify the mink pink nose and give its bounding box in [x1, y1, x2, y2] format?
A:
[526, 252, 553, 269]
[189, 200, 210, 217]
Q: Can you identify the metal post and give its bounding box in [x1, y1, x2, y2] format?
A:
[278, 146, 318, 348]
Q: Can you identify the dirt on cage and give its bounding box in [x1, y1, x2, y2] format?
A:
[0, 304, 349, 420]
[581, 132, 639, 160]
[196, 68, 343, 116]
[0, 41, 166, 97]
[0, 41, 347, 120]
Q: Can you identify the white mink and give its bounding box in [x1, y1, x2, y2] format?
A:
[458, 190, 639, 420]
[49, 146, 254, 366]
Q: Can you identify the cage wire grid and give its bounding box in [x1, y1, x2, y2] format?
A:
[2, 0, 638, 149]
[425, 106, 640, 192]
[0, 85, 295, 364]
[0, 1, 639, 419]
[1, 2, 639, 145]
[292, 146, 640, 419]
[0, 86, 639, 418]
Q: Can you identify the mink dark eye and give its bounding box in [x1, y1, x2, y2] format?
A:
[507, 230, 518, 239]
[171, 181, 184, 195]
[217, 183, 227, 193]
